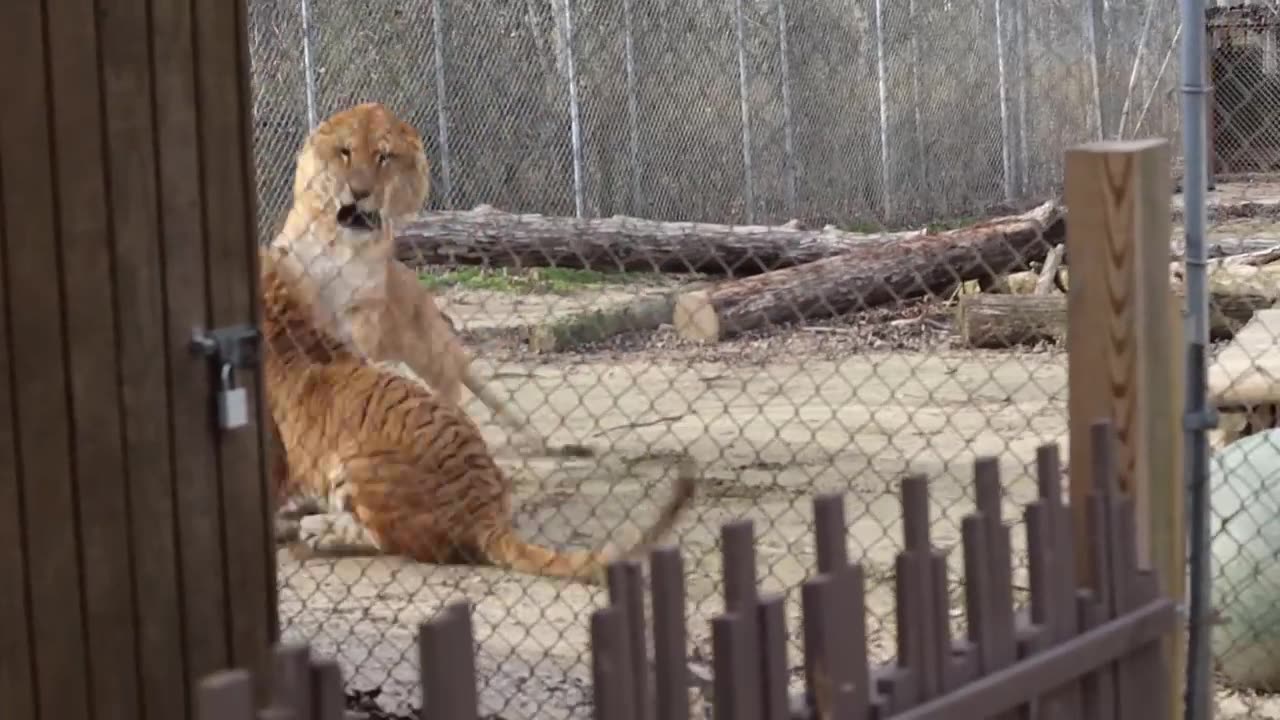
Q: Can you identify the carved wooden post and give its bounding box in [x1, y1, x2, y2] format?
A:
[1064, 138, 1185, 719]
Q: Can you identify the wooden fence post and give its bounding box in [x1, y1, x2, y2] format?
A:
[1064, 138, 1186, 719]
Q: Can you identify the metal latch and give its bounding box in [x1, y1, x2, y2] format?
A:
[190, 324, 261, 431]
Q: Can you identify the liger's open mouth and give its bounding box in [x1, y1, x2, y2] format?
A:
[336, 204, 382, 231]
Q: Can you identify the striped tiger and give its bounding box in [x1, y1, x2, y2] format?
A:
[260, 245, 696, 584]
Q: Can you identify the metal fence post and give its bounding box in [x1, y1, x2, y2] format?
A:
[733, 0, 756, 224]
[430, 0, 454, 208]
[1178, 0, 1212, 717]
[777, 0, 797, 218]
[908, 0, 928, 206]
[622, 0, 644, 216]
[1015, 0, 1030, 195]
[873, 0, 890, 220]
[561, 0, 586, 218]
[299, 0, 319, 130]
[994, 0, 1014, 203]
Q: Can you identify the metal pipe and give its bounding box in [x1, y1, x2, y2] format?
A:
[622, 0, 643, 215]
[299, 0, 318, 130]
[1178, 0, 1213, 712]
[1181, 0, 1210, 498]
[1015, 0, 1030, 195]
[1184, 344, 1214, 720]
[777, 0, 797, 217]
[561, 0, 585, 217]
[908, 0, 928, 206]
[873, 0, 890, 220]
[994, 0, 1014, 203]
[430, 0, 454, 207]
[733, 0, 756, 223]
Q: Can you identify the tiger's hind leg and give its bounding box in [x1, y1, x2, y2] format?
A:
[273, 481, 331, 544]
[273, 496, 323, 544]
[290, 510, 385, 559]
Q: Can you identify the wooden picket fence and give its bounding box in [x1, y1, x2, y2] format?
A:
[196, 419, 1179, 719]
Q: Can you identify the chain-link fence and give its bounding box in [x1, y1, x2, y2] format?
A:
[1197, 4, 1280, 720]
[247, 0, 1183, 238]
[247, 0, 1190, 718]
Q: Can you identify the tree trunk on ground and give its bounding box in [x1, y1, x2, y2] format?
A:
[1171, 197, 1280, 224]
[958, 288, 1274, 348]
[671, 201, 1065, 342]
[957, 294, 1069, 347]
[395, 205, 925, 277]
[526, 287, 703, 353]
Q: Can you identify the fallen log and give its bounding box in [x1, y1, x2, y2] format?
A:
[957, 295, 1070, 348]
[671, 200, 1064, 342]
[396, 205, 925, 277]
[1171, 197, 1280, 224]
[526, 288, 697, 353]
[958, 287, 1275, 348]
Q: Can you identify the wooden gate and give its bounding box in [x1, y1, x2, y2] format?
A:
[0, 0, 276, 718]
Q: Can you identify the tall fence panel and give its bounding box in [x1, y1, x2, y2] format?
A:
[1193, 4, 1280, 719]
[0, 0, 277, 716]
[247, 0, 1190, 718]
[246, 0, 1184, 232]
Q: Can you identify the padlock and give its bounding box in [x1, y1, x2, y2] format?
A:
[217, 363, 250, 430]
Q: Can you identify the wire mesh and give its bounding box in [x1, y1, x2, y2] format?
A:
[245, 0, 1186, 717]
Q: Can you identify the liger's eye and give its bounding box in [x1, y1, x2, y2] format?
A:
[377, 152, 391, 165]
[339, 147, 352, 161]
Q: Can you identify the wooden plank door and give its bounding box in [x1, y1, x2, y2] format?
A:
[0, 0, 276, 717]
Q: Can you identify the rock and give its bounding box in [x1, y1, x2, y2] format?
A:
[1211, 427, 1280, 690]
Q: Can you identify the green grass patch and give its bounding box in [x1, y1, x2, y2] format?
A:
[418, 266, 665, 294]
[833, 214, 981, 234]
[925, 215, 983, 232]
[839, 218, 884, 233]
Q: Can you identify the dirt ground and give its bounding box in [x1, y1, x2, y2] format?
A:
[279, 291, 1069, 718]
[276, 182, 1280, 719]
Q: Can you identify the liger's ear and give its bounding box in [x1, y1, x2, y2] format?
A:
[398, 122, 424, 148]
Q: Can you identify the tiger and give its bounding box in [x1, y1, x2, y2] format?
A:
[260, 244, 696, 584]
